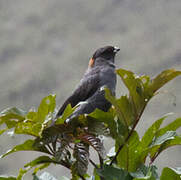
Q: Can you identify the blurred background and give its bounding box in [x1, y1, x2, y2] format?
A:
[0, 0, 181, 179]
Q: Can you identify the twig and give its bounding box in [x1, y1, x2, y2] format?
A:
[149, 150, 161, 165]
[79, 174, 86, 180]
[89, 158, 98, 169]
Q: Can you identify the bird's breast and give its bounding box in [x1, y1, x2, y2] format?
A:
[99, 65, 117, 93]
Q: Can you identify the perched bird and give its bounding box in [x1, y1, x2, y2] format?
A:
[56, 46, 120, 123]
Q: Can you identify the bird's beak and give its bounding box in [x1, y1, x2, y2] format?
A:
[113, 46, 120, 53]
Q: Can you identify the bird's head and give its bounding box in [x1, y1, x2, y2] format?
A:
[89, 46, 120, 67]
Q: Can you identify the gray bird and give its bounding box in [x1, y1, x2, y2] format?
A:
[56, 46, 120, 123]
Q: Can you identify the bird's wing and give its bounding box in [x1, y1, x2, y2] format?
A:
[56, 70, 100, 117]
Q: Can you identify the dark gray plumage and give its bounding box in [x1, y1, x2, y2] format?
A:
[56, 46, 120, 122]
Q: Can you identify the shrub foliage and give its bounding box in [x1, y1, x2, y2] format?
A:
[0, 68, 181, 180]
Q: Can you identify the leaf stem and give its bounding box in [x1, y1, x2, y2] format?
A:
[58, 160, 71, 169]
[99, 155, 103, 169]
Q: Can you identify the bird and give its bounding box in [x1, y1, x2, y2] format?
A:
[56, 46, 120, 123]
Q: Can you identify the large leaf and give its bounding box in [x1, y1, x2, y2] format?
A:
[61, 104, 75, 123]
[0, 176, 17, 180]
[14, 95, 56, 137]
[141, 115, 169, 148]
[0, 107, 26, 128]
[149, 134, 181, 161]
[0, 128, 8, 135]
[37, 94, 56, 123]
[130, 165, 158, 180]
[89, 108, 118, 139]
[17, 168, 28, 180]
[24, 156, 54, 169]
[14, 121, 42, 137]
[73, 141, 89, 176]
[80, 134, 106, 159]
[148, 69, 181, 94]
[117, 131, 143, 171]
[116, 69, 150, 115]
[150, 131, 177, 146]
[116, 68, 181, 116]
[0, 95, 57, 138]
[156, 117, 181, 137]
[0, 139, 50, 158]
[33, 163, 51, 175]
[140, 115, 181, 163]
[96, 165, 132, 180]
[87, 117, 110, 136]
[105, 88, 134, 128]
[160, 167, 181, 180]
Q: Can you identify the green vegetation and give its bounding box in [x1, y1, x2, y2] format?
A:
[0, 68, 181, 180]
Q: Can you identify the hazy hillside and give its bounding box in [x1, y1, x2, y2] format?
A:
[0, 0, 181, 178]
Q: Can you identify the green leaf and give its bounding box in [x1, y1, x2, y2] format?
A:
[55, 104, 76, 125]
[16, 158, 52, 180]
[61, 104, 75, 122]
[117, 131, 142, 171]
[131, 165, 158, 180]
[14, 121, 42, 137]
[37, 94, 56, 123]
[89, 108, 117, 139]
[14, 95, 56, 137]
[96, 165, 132, 180]
[92, 168, 101, 180]
[105, 88, 135, 128]
[149, 135, 181, 160]
[160, 167, 181, 180]
[156, 117, 181, 137]
[140, 115, 181, 163]
[116, 69, 150, 115]
[150, 131, 177, 146]
[24, 156, 54, 169]
[141, 115, 169, 148]
[0, 176, 17, 180]
[0, 139, 50, 158]
[0, 107, 26, 128]
[0, 107, 27, 117]
[24, 156, 52, 175]
[0, 128, 8, 135]
[116, 68, 181, 117]
[148, 69, 181, 94]
[33, 163, 50, 174]
[17, 168, 28, 180]
[87, 117, 110, 136]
